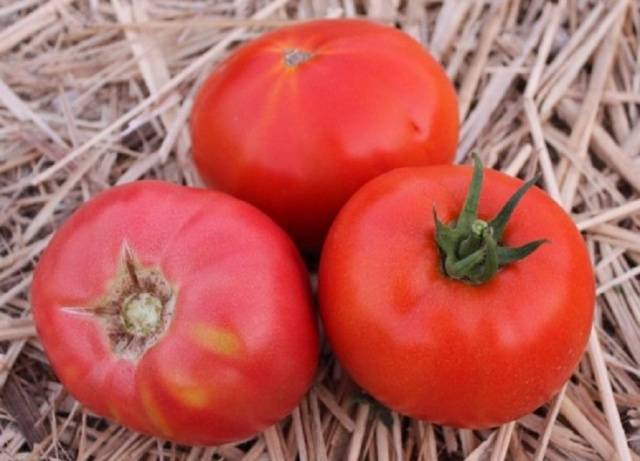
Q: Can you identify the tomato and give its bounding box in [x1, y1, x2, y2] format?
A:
[318, 159, 594, 427]
[191, 19, 458, 251]
[31, 181, 318, 445]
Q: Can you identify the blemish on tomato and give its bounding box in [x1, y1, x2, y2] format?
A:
[107, 402, 122, 422]
[161, 368, 211, 409]
[140, 385, 173, 437]
[62, 365, 81, 383]
[410, 119, 424, 137]
[176, 387, 209, 408]
[190, 324, 242, 356]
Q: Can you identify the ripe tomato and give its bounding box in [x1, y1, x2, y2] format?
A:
[32, 181, 318, 445]
[318, 161, 594, 427]
[191, 19, 458, 251]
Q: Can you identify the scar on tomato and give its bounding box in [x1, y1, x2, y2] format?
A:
[90, 243, 176, 361]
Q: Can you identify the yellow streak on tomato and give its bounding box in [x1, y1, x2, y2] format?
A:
[107, 402, 122, 422]
[62, 365, 81, 383]
[140, 385, 173, 437]
[190, 324, 242, 356]
[161, 368, 211, 409]
[176, 386, 209, 408]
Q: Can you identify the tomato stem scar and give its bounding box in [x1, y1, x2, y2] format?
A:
[121, 292, 163, 337]
[433, 154, 547, 284]
[94, 246, 175, 360]
[283, 48, 313, 67]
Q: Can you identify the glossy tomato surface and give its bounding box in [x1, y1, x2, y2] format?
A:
[32, 181, 318, 445]
[191, 19, 458, 250]
[319, 166, 594, 427]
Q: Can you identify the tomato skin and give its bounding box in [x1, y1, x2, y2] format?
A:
[318, 166, 594, 427]
[191, 19, 458, 251]
[31, 181, 319, 445]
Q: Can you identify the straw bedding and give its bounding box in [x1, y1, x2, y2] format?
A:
[0, 0, 639, 460]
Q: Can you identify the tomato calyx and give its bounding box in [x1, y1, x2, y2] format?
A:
[95, 245, 175, 360]
[433, 155, 547, 284]
[283, 48, 313, 67]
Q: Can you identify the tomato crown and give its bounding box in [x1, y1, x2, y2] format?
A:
[283, 48, 313, 67]
[95, 244, 175, 360]
[433, 155, 547, 284]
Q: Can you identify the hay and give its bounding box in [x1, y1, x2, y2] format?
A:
[1, 0, 639, 459]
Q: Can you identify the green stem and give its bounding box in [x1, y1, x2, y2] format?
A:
[433, 154, 547, 284]
[458, 219, 488, 258]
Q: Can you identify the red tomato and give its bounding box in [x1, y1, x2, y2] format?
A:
[32, 181, 318, 445]
[191, 19, 458, 251]
[319, 163, 594, 427]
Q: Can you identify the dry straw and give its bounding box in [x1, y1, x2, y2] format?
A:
[1, 0, 640, 460]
